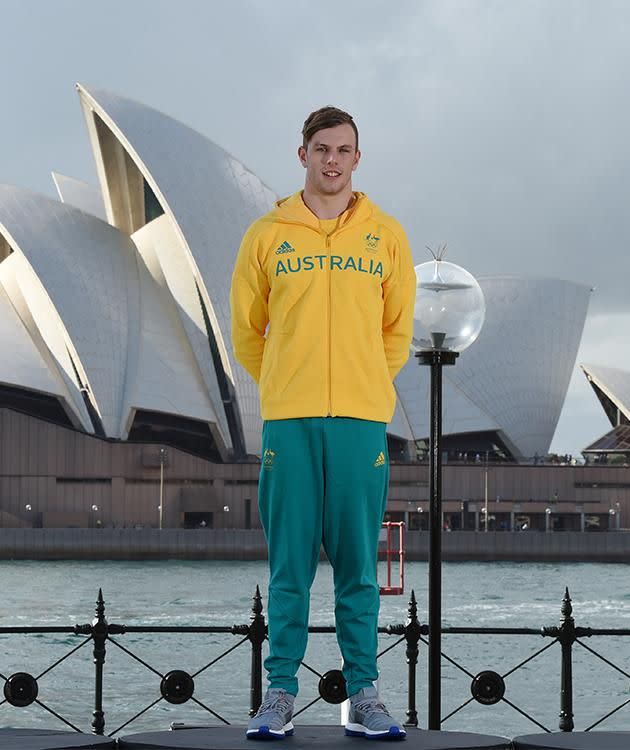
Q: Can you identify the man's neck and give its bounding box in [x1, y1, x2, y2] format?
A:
[301, 186, 355, 220]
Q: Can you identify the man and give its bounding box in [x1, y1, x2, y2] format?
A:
[230, 106, 416, 741]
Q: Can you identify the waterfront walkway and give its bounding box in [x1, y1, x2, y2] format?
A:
[1, 528, 629, 562]
[3, 726, 630, 750]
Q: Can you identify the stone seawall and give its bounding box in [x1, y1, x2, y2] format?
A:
[0, 529, 628, 562]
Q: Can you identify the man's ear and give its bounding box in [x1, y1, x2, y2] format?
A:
[298, 145, 307, 168]
[352, 149, 362, 172]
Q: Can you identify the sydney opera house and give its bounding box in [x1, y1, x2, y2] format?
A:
[0, 85, 626, 533]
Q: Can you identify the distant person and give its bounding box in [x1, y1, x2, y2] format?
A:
[231, 106, 415, 741]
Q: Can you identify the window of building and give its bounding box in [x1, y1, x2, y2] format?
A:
[144, 179, 164, 223]
[183, 511, 213, 529]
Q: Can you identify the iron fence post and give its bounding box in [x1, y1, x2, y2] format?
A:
[403, 589, 424, 727]
[558, 587, 575, 731]
[91, 589, 107, 735]
[248, 585, 266, 717]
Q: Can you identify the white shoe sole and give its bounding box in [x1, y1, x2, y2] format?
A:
[345, 721, 406, 740]
[246, 721, 294, 740]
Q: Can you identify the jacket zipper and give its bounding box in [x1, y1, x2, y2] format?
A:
[326, 233, 332, 416]
[282, 216, 356, 418]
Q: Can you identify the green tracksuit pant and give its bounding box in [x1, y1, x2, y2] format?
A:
[258, 416, 390, 698]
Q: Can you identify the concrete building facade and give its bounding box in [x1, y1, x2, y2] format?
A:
[0, 409, 627, 535]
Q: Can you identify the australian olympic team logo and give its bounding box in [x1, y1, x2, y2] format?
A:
[365, 233, 380, 252]
[263, 449, 275, 470]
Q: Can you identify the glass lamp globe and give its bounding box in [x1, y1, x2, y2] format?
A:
[413, 260, 485, 352]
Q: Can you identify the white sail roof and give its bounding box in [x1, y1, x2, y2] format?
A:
[77, 84, 277, 456]
[0, 184, 219, 441]
[398, 276, 591, 459]
[581, 363, 630, 423]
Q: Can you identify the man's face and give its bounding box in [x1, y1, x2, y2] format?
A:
[298, 123, 361, 196]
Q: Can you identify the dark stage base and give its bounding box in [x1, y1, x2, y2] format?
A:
[0, 727, 115, 749]
[512, 732, 630, 750]
[117, 726, 510, 750]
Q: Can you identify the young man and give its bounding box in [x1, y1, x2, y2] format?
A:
[230, 107, 416, 741]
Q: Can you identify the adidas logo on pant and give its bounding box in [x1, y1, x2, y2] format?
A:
[373, 451, 385, 467]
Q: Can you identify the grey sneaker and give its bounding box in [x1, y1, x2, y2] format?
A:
[246, 688, 295, 740]
[345, 686, 406, 740]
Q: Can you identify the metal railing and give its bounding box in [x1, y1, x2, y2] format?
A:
[0, 587, 628, 736]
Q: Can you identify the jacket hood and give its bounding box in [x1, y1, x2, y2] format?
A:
[270, 190, 374, 230]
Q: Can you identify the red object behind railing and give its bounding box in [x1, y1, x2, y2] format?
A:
[378, 521, 405, 595]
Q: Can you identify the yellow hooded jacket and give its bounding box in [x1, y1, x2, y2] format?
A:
[229, 191, 416, 423]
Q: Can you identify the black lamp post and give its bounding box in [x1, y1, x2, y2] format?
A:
[415, 346, 457, 729]
[413, 249, 485, 730]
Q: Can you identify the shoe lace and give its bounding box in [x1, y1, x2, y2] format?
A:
[354, 698, 392, 718]
[258, 692, 292, 716]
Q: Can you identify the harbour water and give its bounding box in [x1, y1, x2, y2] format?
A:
[0, 559, 628, 738]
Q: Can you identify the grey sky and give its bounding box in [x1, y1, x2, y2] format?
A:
[1, 0, 629, 456]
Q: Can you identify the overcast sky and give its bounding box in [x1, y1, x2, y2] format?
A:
[1, 0, 629, 456]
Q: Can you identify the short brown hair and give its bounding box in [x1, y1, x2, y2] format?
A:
[302, 106, 359, 150]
